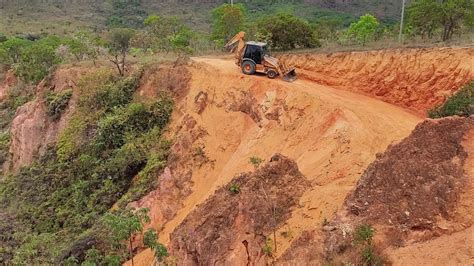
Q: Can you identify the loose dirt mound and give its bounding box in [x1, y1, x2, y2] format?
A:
[318, 116, 474, 264]
[280, 47, 474, 114]
[170, 154, 309, 265]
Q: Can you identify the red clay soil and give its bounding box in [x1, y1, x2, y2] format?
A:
[325, 116, 473, 262]
[169, 154, 310, 265]
[280, 47, 474, 114]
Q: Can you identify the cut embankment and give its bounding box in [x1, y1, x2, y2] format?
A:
[280, 47, 474, 114]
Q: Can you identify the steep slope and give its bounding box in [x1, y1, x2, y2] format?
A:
[128, 50, 425, 264]
[280, 47, 474, 114]
[280, 117, 473, 264]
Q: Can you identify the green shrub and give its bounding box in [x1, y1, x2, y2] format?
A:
[257, 12, 320, 50]
[229, 183, 240, 194]
[249, 156, 263, 168]
[346, 14, 379, 45]
[428, 81, 473, 118]
[354, 224, 375, 245]
[361, 245, 382, 266]
[262, 238, 273, 257]
[14, 41, 61, 84]
[144, 229, 169, 262]
[0, 132, 10, 165]
[45, 89, 73, 120]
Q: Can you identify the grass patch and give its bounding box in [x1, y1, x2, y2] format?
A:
[428, 81, 473, 118]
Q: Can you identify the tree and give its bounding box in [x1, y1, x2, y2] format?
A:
[407, 0, 473, 41]
[257, 12, 319, 50]
[407, 0, 441, 39]
[14, 41, 61, 84]
[143, 15, 191, 53]
[170, 27, 195, 54]
[63, 37, 89, 61]
[103, 208, 151, 266]
[439, 0, 473, 41]
[211, 4, 246, 46]
[107, 28, 135, 76]
[346, 14, 379, 45]
[143, 229, 169, 262]
[0, 37, 31, 65]
[313, 17, 346, 41]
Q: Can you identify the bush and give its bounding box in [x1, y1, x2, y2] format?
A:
[211, 4, 246, 43]
[257, 12, 320, 50]
[428, 81, 473, 118]
[354, 224, 375, 245]
[249, 156, 263, 168]
[262, 238, 273, 257]
[346, 14, 379, 45]
[229, 183, 240, 194]
[45, 89, 73, 120]
[144, 229, 169, 262]
[14, 41, 61, 84]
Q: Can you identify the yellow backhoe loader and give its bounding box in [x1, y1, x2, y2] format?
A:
[224, 32, 297, 82]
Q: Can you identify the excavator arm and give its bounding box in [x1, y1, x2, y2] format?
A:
[224, 32, 246, 65]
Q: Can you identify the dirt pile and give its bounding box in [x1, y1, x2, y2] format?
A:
[170, 154, 309, 265]
[318, 116, 474, 264]
[280, 47, 474, 114]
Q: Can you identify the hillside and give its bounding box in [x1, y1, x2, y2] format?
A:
[0, 45, 472, 264]
[0, 0, 401, 35]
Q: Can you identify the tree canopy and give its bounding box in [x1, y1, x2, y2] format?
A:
[211, 4, 246, 46]
[346, 14, 379, 45]
[257, 12, 320, 50]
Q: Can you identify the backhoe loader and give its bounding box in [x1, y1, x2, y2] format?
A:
[224, 32, 297, 82]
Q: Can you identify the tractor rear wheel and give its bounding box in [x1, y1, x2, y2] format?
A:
[242, 61, 256, 75]
[267, 69, 278, 79]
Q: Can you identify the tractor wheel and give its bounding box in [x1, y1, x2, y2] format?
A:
[241, 61, 256, 75]
[267, 69, 278, 79]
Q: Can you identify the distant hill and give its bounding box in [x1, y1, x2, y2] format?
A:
[0, 0, 402, 35]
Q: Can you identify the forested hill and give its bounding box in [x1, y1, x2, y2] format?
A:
[0, 0, 401, 35]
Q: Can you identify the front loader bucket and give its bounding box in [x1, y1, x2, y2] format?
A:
[282, 69, 297, 82]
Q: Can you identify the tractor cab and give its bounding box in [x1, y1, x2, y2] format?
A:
[243, 41, 269, 64]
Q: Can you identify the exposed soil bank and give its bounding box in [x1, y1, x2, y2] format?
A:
[280, 47, 473, 114]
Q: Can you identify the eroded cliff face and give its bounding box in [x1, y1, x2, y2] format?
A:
[0, 71, 16, 102]
[280, 47, 474, 114]
[5, 67, 86, 172]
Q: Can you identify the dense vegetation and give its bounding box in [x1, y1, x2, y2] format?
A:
[0, 70, 173, 263]
[429, 81, 473, 118]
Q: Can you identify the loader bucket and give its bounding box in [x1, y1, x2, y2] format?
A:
[282, 69, 297, 82]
